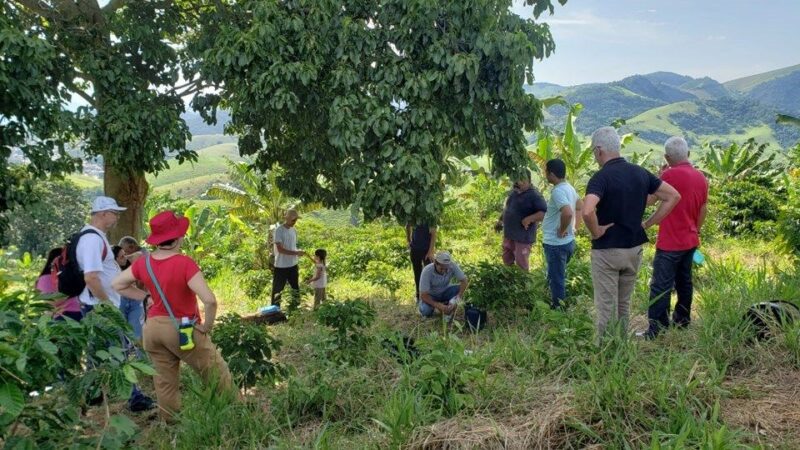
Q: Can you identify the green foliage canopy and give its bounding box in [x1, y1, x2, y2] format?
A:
[189, 0, 565, 224]
[3, 178, 89, 256]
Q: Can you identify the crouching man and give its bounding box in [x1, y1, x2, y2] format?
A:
[418, 251, 469, 319]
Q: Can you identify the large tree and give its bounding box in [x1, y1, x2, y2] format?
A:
[188, 0, 565, 224]
[3, 0, 200, 241]
[1, 2, 80, 240]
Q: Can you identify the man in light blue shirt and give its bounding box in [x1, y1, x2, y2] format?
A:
[542, 159, 582, 309]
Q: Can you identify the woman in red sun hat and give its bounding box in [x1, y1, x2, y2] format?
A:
[112, 210, 233, 422]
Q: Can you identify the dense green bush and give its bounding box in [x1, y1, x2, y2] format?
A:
[365, 261, 402, 300]
[315, 299, 376, 364]
[241, 269, 272, 302]
[408, 336, 487, 417]
[212, 314, 285, 388]
[0, 274, 152, 448]
[710, 180, 779, 237]
[778, 178, 800, 254]
[2, 178, 88, 256]
[463, 261, 539, 311]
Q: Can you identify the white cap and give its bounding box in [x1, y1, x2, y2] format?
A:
[434, 251, 452, 265]
[91, 196, 127, 213]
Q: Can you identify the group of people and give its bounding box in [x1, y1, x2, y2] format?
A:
[37, 198, 234, 421]
[34, 126, 706, 423]
[408, 127, 708, 341]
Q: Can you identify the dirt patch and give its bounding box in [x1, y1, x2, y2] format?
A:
[722, 367, 800, 447]
[407, 385, 578, 450]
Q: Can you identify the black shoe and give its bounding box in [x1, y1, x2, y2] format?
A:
[128, 394, 156, 412]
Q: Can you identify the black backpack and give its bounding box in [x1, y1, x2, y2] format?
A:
[744, 300, 800, 341]
[54, 229, 108, 297]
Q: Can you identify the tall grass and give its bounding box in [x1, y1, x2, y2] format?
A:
[132, 238, 800, 449]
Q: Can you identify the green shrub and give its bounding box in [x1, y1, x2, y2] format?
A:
[212, 314, 285, 388]
[272, 372, 338, 424]
[463, 261, 539, 311]
[0, 273, 152, 449]
[365, 260, 402, 300]
[315, 299, 376, 363]
[711, 180, 779, 237]
[242, 269, 272, 302]
[778, 189, 800, 254]
[408, 336, 487, 417]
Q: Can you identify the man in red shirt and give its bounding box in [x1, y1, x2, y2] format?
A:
[641, 136, 709, 338]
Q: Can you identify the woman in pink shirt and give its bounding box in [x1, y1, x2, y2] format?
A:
[36, 248, 82, 321]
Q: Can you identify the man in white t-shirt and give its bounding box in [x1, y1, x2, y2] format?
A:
[271, 209, 306, 306]
[77, 196, 127, 311]
[78, 196, 155, 412]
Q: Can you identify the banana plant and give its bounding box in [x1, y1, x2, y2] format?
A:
[699, 138, 783, 182]
[528, 101, 594, 189]
[205, 158, 309, 226]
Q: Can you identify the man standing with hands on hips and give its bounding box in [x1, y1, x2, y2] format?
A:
[581, 127, 681, 340]
[496, 168, 547, 271]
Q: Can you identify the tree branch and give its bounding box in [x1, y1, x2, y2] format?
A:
[63, 77, 96, 107]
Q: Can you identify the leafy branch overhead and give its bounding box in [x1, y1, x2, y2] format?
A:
[188, 0, 566, 224]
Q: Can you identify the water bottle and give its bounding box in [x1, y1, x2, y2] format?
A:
[179, 317, 195, 351]
[258, 305, 280, 315]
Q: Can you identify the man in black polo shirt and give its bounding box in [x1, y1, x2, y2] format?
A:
[581, 127, 681, 340]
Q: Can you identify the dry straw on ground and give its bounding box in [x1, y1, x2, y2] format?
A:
[722, 367, 800, 447]
[407, 386, 577, 450]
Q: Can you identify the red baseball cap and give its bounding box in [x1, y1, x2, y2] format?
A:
[145, 211, 190, 245]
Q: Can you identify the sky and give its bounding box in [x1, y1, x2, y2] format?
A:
[511, 0, 800, 86]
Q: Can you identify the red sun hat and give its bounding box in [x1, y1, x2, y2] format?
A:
[145, 211, 191, 246]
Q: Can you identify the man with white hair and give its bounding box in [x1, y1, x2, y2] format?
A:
[640, 136, 708, 339]
[581, 127, 681, 339]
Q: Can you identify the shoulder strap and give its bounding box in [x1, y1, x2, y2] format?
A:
[145, 255, 181, 331]
[75, 228, 108, 260]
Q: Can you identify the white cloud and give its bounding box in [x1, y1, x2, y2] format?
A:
[540, 10, 669, 45]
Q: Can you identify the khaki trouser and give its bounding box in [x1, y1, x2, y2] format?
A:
[591, 246, 644, 339]
[142, 316, 233, 421]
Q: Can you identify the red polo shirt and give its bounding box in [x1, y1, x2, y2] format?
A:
[657, 162, 708, 251]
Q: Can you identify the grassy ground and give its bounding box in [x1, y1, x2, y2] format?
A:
[127, 219, 800, 449]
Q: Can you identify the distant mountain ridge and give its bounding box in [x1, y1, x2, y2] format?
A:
[530, 64, 800, 149]
[178, 65, 800, 150]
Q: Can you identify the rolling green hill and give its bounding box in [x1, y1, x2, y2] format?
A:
[537, 64, 800, 150]
[623, 99, 788, 151]
[724, 64, 800, 93]
[148, 142, 243, 197]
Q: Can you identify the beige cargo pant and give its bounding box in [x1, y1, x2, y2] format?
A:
[142, 316, 233, 421]
[590, 246, 644, 339]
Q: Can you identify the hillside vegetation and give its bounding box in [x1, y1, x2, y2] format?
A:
[537, 64, 800, 151]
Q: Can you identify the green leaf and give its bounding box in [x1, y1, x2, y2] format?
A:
[35, 338, 58, 355]
[129, 361, 157, 376]
[0, 383, 25, 420]
[108, 414, 138, 438]
[122, 365, 138, 384]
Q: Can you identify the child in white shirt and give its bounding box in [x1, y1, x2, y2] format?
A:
[308, 249, 327, 309]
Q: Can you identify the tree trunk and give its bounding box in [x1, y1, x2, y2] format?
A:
[103, 161, 148, 244]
